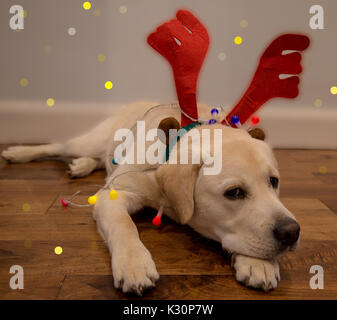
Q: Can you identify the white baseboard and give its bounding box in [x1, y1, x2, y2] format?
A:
[0, 100, 336, 149]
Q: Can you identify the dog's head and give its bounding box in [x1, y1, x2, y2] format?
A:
[156, 124, 299, 259]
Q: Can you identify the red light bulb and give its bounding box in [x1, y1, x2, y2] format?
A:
[251, 116, 260, 125]
[152, 215, 161, 226]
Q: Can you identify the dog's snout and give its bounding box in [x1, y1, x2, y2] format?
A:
[273, 218, 300, 246]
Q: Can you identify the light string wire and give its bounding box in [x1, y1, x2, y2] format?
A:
[63, 102, 229, 208]
[63, 166, 173, 209]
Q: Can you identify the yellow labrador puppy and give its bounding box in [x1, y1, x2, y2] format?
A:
[2, 101, 300, 294]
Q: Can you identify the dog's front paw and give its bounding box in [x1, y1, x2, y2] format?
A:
[112, 242, 159, 295]
[232, 254, 280, 291]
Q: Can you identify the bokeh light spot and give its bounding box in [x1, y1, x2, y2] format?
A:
[20, 78, 29, 87]
[234, 36, 243, 45]
[93, 9, 101, 17]
[54, 246, 63, 255]
[319, 166, 327, 175]
[44, 44, 52, 53]
[67, 27, 76, 36]
[119, 6, 127, 14]
[240, 20, 248, 28]
[330, 86, 337, 95]
[24, 240, 32, 248]
[217, 52, 226, 61]
[97, 53, 106, 62]
[22, 203, 31, 212]
[105, 81, 114, 90]
[83, 1, 91, 10]
[46, 98, 55, 107]
[314, 99, 323, 108]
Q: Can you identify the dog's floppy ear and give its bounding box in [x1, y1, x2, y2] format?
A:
[248, 127, 266, 141]
[158, 117, 181, 146]
[156, 163, 200, 224]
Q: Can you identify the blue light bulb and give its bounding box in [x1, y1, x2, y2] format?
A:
[231, 115, 240, 124]
[211, 108, 219, 116]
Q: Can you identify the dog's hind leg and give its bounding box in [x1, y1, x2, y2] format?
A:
[1, 143, 64, 163]
[2, 115, 113, 170]
[68, 157, 104, 178]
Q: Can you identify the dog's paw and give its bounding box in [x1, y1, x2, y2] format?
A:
[232, 254, 280, 291]
[1, 146, 36, 163]
[112, 242, 159, 295]
[68, 157, 97, 178]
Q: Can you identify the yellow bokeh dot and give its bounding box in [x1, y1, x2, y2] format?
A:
[20, 78, 29, 87]
[44, 44, 52, 53]
[314, 99, 323, 108]
[330, 86, 337, 95]
[97, 53, 106, 62]
[24, 240, 32, 248]
[240, 20, 248, 28]
[83, 1, 91, 10]
[54, 246, 63, 255]
[22, 203, 31, 212]
[93, 9, 101, 17]
[119, 6, 127, 14]
[105, 81, 114, 90]
[46, 98, 55, 107]
[319, 166, 327, 174]
[234, 36, 243, 45]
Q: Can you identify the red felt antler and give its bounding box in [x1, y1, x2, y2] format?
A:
[223, 34, 310, 127]
[147, 10, 209, 127]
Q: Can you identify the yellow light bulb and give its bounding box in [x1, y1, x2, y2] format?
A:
[88, 195, 97, 205]
[109, 189, 118, 200]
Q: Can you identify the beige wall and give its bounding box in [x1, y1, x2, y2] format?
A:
[0, 0, 336, 146]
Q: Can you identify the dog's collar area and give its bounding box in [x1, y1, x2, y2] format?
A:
[164, 121, 202, 163]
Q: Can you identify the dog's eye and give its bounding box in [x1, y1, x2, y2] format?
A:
[224, 187, 246, 200]
[270, 177, 279, 189]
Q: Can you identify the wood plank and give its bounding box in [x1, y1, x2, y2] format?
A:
[56, 273, 337, 300]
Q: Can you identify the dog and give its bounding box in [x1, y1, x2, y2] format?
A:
[1, 101, 300, 294]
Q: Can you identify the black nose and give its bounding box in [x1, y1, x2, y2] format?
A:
[273, 218, 300, 246]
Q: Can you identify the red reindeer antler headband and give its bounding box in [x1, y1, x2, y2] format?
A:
[147, 10, 209, 127]
[224, 34, 310, 127]
[147, 10, 310, 128]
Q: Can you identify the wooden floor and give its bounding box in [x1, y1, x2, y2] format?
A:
[0, 146, 337, 300]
